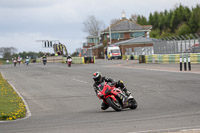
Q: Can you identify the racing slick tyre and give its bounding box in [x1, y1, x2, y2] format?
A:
[129, 98, 137, 109]
[106, 97, 122, 111]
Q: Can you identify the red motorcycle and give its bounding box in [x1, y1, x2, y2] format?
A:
[67, 58, 72, 67]
[97, 82, 137, 111]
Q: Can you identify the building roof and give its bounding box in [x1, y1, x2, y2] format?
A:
[90, 43, 103, 49]
[103, 18, 152, 33]
[86, 36, 99, 39]
[111, 36, 154, 46]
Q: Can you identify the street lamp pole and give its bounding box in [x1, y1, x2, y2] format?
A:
[109, 25, 112, 45]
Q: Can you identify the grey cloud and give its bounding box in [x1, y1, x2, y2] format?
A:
[0, 0, 56, 8]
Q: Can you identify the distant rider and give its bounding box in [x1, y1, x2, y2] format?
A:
[42, 54, 47, 61]
[42, 54, 47, 65]
[67, 55, 72, 60]
[13, 57, 17, 66]
[25, 56, 30, 65]
[17, 57, 21, 65]
[93, 72, 131, 110]
[66, 55, 72, 67]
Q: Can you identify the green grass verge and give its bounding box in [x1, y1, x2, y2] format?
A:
[0, 59, 13, 65]
[0, 73, 26, 121]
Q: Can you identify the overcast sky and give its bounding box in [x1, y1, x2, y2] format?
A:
[0, 0, 199, 54]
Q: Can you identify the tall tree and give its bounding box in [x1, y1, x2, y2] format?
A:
[152, 11, 159, 29]
[137, 15, 142, 24]
[158, 12, 165, 34]
[148, 13, 153, 25]
[141, 15, 148, 25]
[83, 15, 105, 36]
[170, 9, 179, 32]
[188, 4, 200, 33]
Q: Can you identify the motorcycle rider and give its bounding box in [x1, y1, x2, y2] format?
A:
[13, 57, 17, 66]
[42, 54, 47, 65]
[93, 72, 131, 110]
[25, 56, 30, 65]
[67, 54, 72, 60]
[66, 54, 72, 67]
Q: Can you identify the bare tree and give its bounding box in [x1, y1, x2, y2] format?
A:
[0, 47, 17, 59]
[110, 18, 121, 25]
[83, 15, 105, 36]
[130, 14, 138, 23]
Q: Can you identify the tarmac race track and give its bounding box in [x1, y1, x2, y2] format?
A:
[0, 60, 200, 133]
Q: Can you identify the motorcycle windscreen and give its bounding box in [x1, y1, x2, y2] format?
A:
[98, 82, 105, 91]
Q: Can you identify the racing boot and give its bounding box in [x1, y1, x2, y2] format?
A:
[123, 87, 131, 97]
[120, 93, 129, 107]
[117, 80, 131, 97]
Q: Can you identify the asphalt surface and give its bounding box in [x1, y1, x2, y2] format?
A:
[0, 60, 200, 133]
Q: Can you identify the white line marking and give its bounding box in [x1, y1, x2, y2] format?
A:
[127, 126, 200, 133]
[124, 111, 200, 133]
[105, 65, 200, 74]
[72, 78, 88, 84]
[0, 72, 31, 123]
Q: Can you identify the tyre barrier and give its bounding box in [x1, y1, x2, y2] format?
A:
[123, 55, 139, 60]
[139, 55, 145, 63]
[145, 53, 200, 64]
[38, 56, 95, 64]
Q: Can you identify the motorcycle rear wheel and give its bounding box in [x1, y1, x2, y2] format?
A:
[106, 97, 122, 111]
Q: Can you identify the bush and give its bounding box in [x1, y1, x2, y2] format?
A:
[150, 29, 160, 38]
[176, 23, 192, 36]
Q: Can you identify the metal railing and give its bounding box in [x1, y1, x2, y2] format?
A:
[133, 47, 154, 55]
[153, 33, 200, 54]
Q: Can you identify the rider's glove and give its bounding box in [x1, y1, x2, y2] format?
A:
[110, 82, 116, 86]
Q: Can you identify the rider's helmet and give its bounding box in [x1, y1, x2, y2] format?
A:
[93, 72, 101, 83]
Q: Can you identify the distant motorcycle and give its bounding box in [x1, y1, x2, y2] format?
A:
[67, 58, 72, 67]
[13, 60, 17, 67]
[97, 82, 137, 111]
[43, 58, 47, 65]
[26, 60, 29, 66]
[25, 57, 29, 66]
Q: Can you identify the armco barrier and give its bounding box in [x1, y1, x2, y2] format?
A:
[40, 56, 85, 64]
[144, 53, 200, 64]
[190, 53, 200, 64]
[71, 57, 84, 64]
[139, 55, 145, 63]
[123, 55, 139, 60]
[64, 56, 95, 64]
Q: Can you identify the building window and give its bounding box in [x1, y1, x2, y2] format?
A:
[125, 48, 132, 55]
[104, 35, 108, 40]
[130, 32, 145, 38]
[87, 38, 99, 44]
[83, 43, 87, 47]
[111, 33, 124, 39]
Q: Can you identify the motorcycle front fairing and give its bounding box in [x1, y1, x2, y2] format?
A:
[97, 82, 121, 102]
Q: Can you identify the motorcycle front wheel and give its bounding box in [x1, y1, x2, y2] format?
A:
[129, 98, 138, 109]
[106, 97, 122, 111]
